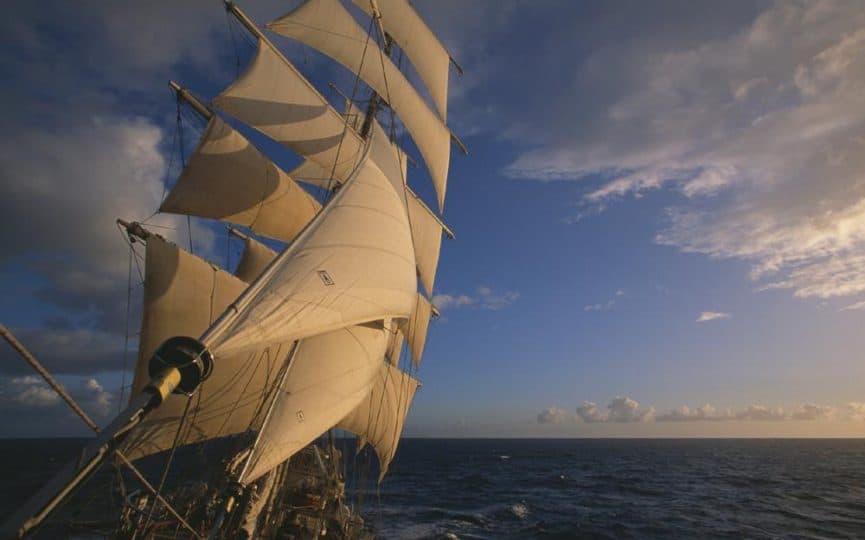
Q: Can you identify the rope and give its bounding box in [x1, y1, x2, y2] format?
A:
[118, 244, 134, 409]
[142, 395, 194, 531]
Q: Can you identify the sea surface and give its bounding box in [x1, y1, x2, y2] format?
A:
[2, 438, 865, 539]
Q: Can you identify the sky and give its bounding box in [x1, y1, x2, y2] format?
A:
[1, 0, 865, 438]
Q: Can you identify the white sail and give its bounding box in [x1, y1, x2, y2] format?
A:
[122, 236, 287, 459]
[205, 153, 416, 357]
[234, 233, 278, 284]
[385, 319, 404, 365]
[352, 0, 451, 122]
[337, 362, 420, 480]
[241, 323, 387, 483]
[291, 121, 407, 192]
[213, 39, 365, 184]
[160, 116, 320, 244]
[405, 188, 443, 296]
[269, 0, 452, 211]
[406, 292, 432, 369]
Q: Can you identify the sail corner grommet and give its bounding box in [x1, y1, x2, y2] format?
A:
[148, 336, 214, 396]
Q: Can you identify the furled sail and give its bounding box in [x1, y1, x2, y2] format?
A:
[269, 0, 452, 211]
[160, 116, 320, 244]
[213, 39, 365, 184]
[122, 236, 287, 459]
[204, 152, 416, 358]
[234, 232, 278, 284]
[337, 362, 420, 480]
[351, 0, 451, 122]
[240, 323, 387, 483]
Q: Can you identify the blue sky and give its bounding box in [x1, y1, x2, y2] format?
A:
[2, 0, 865, 437]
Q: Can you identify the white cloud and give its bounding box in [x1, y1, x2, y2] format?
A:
[584, 289, 625, 312]
[736, 404, 787, 421]
[1, 375, 114, 420]
[791, 403, 836, 421]
[502, 1, 865, 302]
[696, 311, 731, 323]
[537, 407, 569, 424]
[8, 376, 60, 407]
[657, 404, 735, 422]
[576, 397, 654, 423]
[433, 286, 519, 311]
[840, 299, 865, 311]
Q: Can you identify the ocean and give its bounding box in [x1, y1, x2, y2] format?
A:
[2, 438, 865, 539]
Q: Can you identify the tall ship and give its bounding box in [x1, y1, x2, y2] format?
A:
[1, 0, 463, 537]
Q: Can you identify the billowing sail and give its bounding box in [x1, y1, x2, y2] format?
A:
[160, 116, 320, 243]
[385, 319, 404, 365]
[214, 39, 365, 184]
[337, 362, 420, 480]
[291, 121, 407, 192]
[122, 236, 287, 459]
[405, 188, 443, 296]
[205, 153, 416, 357]
[352, 0, 451, 121]
[406, 293, 432, 369]
[269, 0, 452, 211]
[241, 323, 387, 483]
[234, 232, 278, 283]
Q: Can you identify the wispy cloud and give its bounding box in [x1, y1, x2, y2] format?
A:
[501, 2, 865, 302]
[433, 286, 519, 311]
[696, 311, 731, 323]
[840, 299, 865, 312]
[584, 289, 625, 312]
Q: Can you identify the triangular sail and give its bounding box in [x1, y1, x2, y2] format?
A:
[337, 362, 420, 481]
[204, 153, 416, 358]
[352, 0, 451, 121]
[269, 0, 452, 211]
[213, 39, 365, 184]
[234, 233, 278, 284]
[240, 323, 387, 483]
[160, 116, 321, 244]
[122, 236, 287, 459]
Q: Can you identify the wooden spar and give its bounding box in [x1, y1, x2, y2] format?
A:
[406, 187, 455, 239]
[169, 80, 212, 120]
[0, 325, 100, 433]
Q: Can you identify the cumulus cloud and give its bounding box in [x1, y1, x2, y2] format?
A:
[735, 405, 787, 421]
[576, 397, 655, 423]
[433, 286, 519, 311]
[696, 311, 731, 323]
[657, 404, 735, 422]
[537, 406, 569, 424]
[499, 1, 865, 302]
[0, 375, 115, 423]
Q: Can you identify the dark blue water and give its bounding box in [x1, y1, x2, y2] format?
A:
[3, 438, 865, 539]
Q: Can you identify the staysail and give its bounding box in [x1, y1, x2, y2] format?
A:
[240, 323, 388, 483]
[269, 0, 452, 211]
[204, 151, 417, 358]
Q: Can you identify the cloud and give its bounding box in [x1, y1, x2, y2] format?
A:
[735, 404, 787, 421]
[433, 286, 519, 311]
[840, 299, 865, 311]
[537, 406, 569, 424]
[500, 1, 865, 301]
[576, 397, 654, 423]
[0, 375, 115, 425]
[791, 403, 836, 421]
[584, 289, 625, 312]
[657, 404, 735, 422]
[696, 311, 731, 323]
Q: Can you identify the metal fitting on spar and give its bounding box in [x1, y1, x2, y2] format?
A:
[145, 336, 214, 403]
